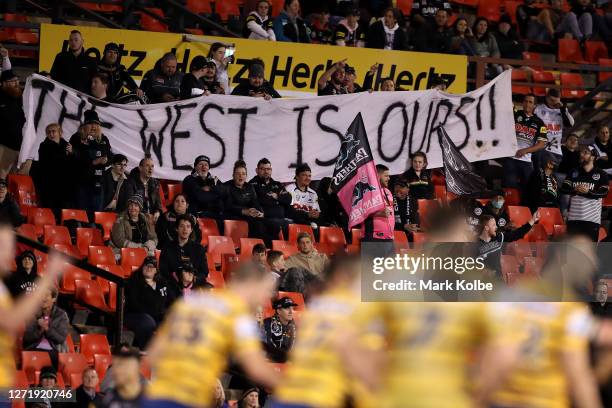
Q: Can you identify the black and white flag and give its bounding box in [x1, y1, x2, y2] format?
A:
[437, 127, 487, 196]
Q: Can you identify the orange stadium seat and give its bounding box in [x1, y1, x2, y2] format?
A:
[599, 59, 612, 83]
[526, 223, 548, 242]
[16, 224, 37, 242]
[185, 28, 205, 35]
[277, 291, 305, 311]
[59, 265, 91, 295]
[220, 253, 241, 280]
[140, 356, 152, 380]
[58, 353, 89, 385]
[198, 218, 220, 246]
[208, 236, 236, 265]
[502, 188, 522, 206]
[97, 263, 129, 279]
[216, 0, 241, 21]
[80, 334, 111, 365]
[523, 256, 543, 278]
[120, 247, 148, 275]
[319, 226, 346, 253]
[504, 1, 520, 24]
[412, 231, 427, 244]
[93, 353, 112, 379]
[27, 207, 56, 237]
[75, 280, 113, 313]
[187, 0, 213, 14]
[508, 206, 532, 227]
[51, 243, 82, 259]
[76, 227, 104, 258]
[16, 190, 38, 216]
[431, 170, 445, 185]
[560, 73, 586, 99]
[521, 51, 543, 70]
[140, 8, 169, 32]
[98, 2, 123, 12]
[14, 370, 29, 387]
[65, 335, 75, 353]
[15, 32, 38, 45]
[88, 246, 117, 266]
[43, 225, 72, 246]
[224, 220, 249, 250]
[434, 184, 447, 202]
[94, 212, 117, 241]
[239, 238, 265, 261]
[61, 208, 89, 224]
[21, 351, 52, 382]
[511, 69, 531, 95]
[351, 228, 362, 246]
[288, 224, 315, 243]
[70, 373, 83, 389]
[532, 71, 555, 97]
[8, 174, 35, 195]
[478, 0, 501, 21]
[452, 0, 479, 6]
[553, 224, 567, 238]
[393, 230, 410, 251]
[165, 184, 182, 207]
[269, 0, 284, 17]
[603, 185, 612, 207]
[598, 226, 608, 242]
[108, 282, 117, 312]
[272, 240, 298, 258]
[558, 39, 586, 63]
[585, 41, 608, 64]
[207, 270, 226, 288]
[397, 0, 414, 14]
[417, 199, 440, 230]
[536, 207, 563, 235]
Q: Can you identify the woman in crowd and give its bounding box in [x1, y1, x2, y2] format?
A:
[367, 7, 409, 50]
[469, 17, 502, 78]
[156, 193, 201, 249]
[243, 0, 276, 41]
[238, 388, 260, 408]
[124, 256, 170, 348]
[101, 153, 128, 211]
[110, 194, 157, 255]
[207, 42, 231, 94]
[6, 250, 37, 297]
[213, 379, 229, 408]
[168, 262, 208, 303]
[400, 152, 434, 200]
[0, 179, 23, 227]
[450, 17, 476, 55]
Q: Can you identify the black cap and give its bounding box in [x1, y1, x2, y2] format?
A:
[499, 13, 512, 25]
[142, 255, 157, 268]
[104, 42, 120, 52]
[273, 296, 298, 309]
[190, 55, 208, 72]
[178, 262, 195, 273]
[83, 109, 101, 125]
[0, 179, 7, 188]
[0, 70, 18, 82]
[239, 387, 259, 402]
[39, 366, 57, 380]
[194, 155, 211, 167]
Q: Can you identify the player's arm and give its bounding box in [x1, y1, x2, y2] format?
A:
[336, 329, 385, 390]
[474, 341, 521, 405]
[0, 255, 65, 333]
[233, 315, 279, 389]
[562, 348, 602, 408]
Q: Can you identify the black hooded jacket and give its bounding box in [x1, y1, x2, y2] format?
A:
[5, 251, 38, 297]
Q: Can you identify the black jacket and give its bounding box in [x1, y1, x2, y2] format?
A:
[594, 139, 612, 171]
[558, 146, 580, 175]
[0, 194, 24, 227]
[182, 172, 224, 215]
[262, 315, 296, 363]
[69, 133, 92, 186]
[367, 20, 409, 50]
[97, 61, 139, 99]
[5, 251, 38, 297]
[180, 73, 223, 99]
[0, 89, 24, 150]
[248, 176, 291, 219]
[316, 182, 348, 229]
[479, 222, 533, 278]
[117, 168, 163, 215]
[525, 168, 559, 212]
[22, 304, 70, 351]
[393, 194, 419, 230]
[494, 29, 523, 59]
[155, 210, 202, 249]
[75, 385, 99, 408]
[159, 239, 208, 280]
[125, 274, 170, 322]
[400, 168, 434, 199]
[231, 80, 281, 98]
[482, 202, 511, 232]
[141, 66, 184, 103]
[87, 136, 113, 188]
[101, 168, 127, 210]
[50, 49, 97, 94]
[224, 181, 262, 216]
[414, 22, 453, 53]
[37, 137, 75, 207]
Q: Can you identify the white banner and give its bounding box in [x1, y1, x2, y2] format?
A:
[20, 71, 516, 182]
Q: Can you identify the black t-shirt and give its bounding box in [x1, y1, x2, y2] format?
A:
[318, 82, 348, 96]
[180, 73, 223, 99]
[333, 23, 366, 46]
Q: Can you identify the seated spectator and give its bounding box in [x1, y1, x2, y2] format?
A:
[37, 123, 74, 213]
[182, 155, 224, 219]
[334, 8, 366, 47]
[411, 0, 453, 27]
[207, 43, 231, 95]
[243, 0, 276, 41]
[95, 346, 144, 407]
[277, 267, 320, 300]
[262, 297, 297, 363]
[248, 158, 290, 240]
[593, 125, 612, 175]
[231, 59, 281, 99]
[556, 0, 595, 41]
[156, 193, 202, 249]
[399, 152, 434, 199]
[6, 251, 38, 297]
[75, 368, 100, 408]
[286, 163, 322, 230]
[367, 7, 409, 50]
[317, 59, 349, 96]
[90, 72, 113, 102]
[494, 14, 523, 63]
[273, 0, 311, 43]
[22, 288, 69, 369]
[316, 177, 349, 236]
[118, 157, 163, 221]
[308, 5, 333, 44]
[97, 42, 142, 101]
[591, 279, 611, 317]
[213, 379, 229, 408]
[0, 45, 12, 74]
[238, 388, 260, 408]
[224, 160, 269, 243]
[414, 9, 453, 53]
[28, 366, 64, 407]
[0, 70, 24, 179]
[168, 262, 208, 301]
[285, 232, 329, 276]
[180, 56, 224, 100]
[525, 156, 560, 212]
[525, 0, 565, 42]
[267, 250, 286, 281]
[252, 243, 267, 268]
[393, 180, 420, 237]
[450, 17, 476, 55]
[469, 17, 502, 78]
[101, 154, 128, 212]
[124, 257, 169, 348]
[482, 194, 511, 232]
[0, 179, 23, 227]
[50, 30, 97, 94]
[110, 194, 158, 255]
[159, 215, 208, 281]
[141, 52, 183, 103]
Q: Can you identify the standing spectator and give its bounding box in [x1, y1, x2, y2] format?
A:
[141, 53, 183, 103]
[6, 250, 38, 297]
[334, 8, 366, 47]
[450, 17, 476, 55]
[249, 158, 291, 242]
[367, 7, 409, 50]
[156, 194, 201, 249]
[101, 154, 128, 212]
[207, 43, 231, 95]
[309, 5, 333, 44]
[22, 288, 69, 369]
[0, 44, 11, 74]
[50, 30, 97, 94]
[400, 152, 434, 199]
[182, 155, 224, 219]
[362, 165, 395, 257]
[494, 14, 523, 62]
[414, 9, 453, 53]
[469, 17, 502, 77]
[317, 59, 349, 96]
[124, 256, 170, 348]
[118, 157, 163, 221]
[75, 368, 100, 408]
[0, 179, 23, 227]
[393, 180, 420, 237]
[267, 250, 287, 281]
[168, 262, 208, 301]
[482, 193, 511, 232]
[180, 56, 223, 100]
[159, 215, 208, 281]
[592, 125, 612, 175]
[224, 160, 269, 244]
[231, 59, 281, 99]
[0, 70, 24, 179]
[534, 88, 575, 170]
[95, 346, 144, 407]
[411, 0, 452, 26]
[556, 0, 595, 41]
[559, 133, 581, 176]
[110, 194, 158, 255]
[286, 163, 321, 230]
[561, 146, 610, 242]
[37, 123, 74, 213]
[525, 157, 560, 212]
[273, 0, 311, 43]
[90, 73, 112, 102]
[97, 42, 142, 101]
[262, 297, 297, 363]
[243, 0, 276, 41]
[285, 232, 328, 276]
[503, 93, 548, 189]
[316, 177, 349, 237]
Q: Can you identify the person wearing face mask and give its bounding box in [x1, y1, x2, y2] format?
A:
[156, 193, 202, 249]
[482, 194, 511, 232]
[182, 154, 224, 220]
[525, 157, 560, 212]
[231, 59, 281, 99]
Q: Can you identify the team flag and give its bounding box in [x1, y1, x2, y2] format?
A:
[332, 113, 386, 229]
[438, 126, 487, 196]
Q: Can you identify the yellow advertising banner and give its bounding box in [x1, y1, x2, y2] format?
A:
[39, 23, 467, 96]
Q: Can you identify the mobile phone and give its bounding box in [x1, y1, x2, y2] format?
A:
[224, 46, 236, 64]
